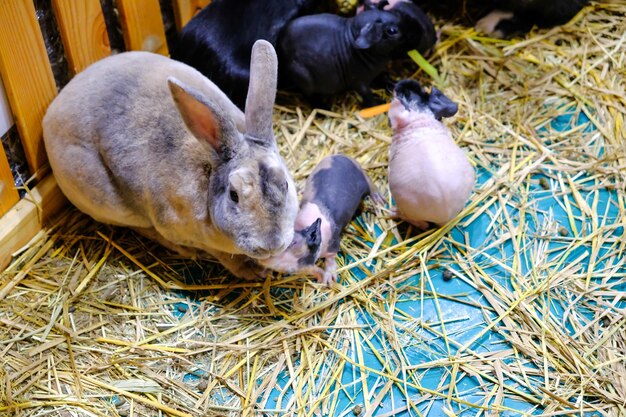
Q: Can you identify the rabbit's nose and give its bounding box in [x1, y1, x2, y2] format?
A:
[253, 247, 279, 259]
[251, 236, 290, 258]
[265, 237, 288, 255]
[253, 250, 272, 259]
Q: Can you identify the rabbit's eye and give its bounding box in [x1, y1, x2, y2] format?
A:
[229, 189, 239, 203]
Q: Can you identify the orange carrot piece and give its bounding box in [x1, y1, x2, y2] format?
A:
[358, 102, 391, 118]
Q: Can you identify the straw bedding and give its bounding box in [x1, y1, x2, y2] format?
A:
[1, 2, 625, 416]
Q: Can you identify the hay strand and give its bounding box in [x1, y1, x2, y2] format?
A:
[1, 3, 625, 416]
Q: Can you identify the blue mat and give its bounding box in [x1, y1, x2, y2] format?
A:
[178, 110, 623, 416]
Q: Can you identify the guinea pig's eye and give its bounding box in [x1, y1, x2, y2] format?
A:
[385, 26, 399, 36]
[285, 181, 289, 191]
[229, 189, 239, 204]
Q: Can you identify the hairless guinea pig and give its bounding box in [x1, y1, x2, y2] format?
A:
[388, 80, 474, 229]
[260, 155, 382, 285]
[278, 1, 435, 106]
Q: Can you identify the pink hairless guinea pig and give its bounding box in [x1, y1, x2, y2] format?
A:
[260, 155, 382, 285]
[388, 80, 474, 229]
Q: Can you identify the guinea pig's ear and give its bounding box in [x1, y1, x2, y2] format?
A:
[393, 79, 426, 107]
[427, 87, 459, 120]
[168, 77, 240, 162]
[305, 218, 322, 249]
[354, 22, 382, 49]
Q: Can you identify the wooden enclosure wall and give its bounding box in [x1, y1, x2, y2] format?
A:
[0, 0, 210, 271]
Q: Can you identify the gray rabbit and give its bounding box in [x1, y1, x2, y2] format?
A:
[43, 40, 299, 279]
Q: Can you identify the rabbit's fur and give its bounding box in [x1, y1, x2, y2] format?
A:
[43, 40, 298, 279]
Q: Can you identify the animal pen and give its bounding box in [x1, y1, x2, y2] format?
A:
[0, 0, 625, 416]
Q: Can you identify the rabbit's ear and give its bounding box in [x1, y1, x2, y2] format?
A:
[244, 40, 277, 144]
[168, 77, 238, 156]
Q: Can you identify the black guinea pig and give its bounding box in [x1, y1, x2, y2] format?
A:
[171, 0, 321, 110]
[476, 0, 588, 38]
[412, 0, 588, 38]
[278, 1, 436, 106]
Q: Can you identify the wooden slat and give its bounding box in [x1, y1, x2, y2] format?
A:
[117, 0, 168, 55]
[0, 174, 67, 272]
[0, 81, 15, 215]
[52, 0, 111, 74]
[0, 78, 13, 136]
[172, 0, 211, 30]
[0, 1, 57, 178]
[0, 143, 19, 217]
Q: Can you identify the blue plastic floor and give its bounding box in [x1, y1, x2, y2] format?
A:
[180, 110, 624, 416]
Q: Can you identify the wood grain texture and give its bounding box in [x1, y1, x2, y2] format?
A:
[52, 0, 111, 74]
[172, 0, 211, 30]
[0, 174, 67, 272]
[118, 0, 168, 55]
[0, 1, 57, 178]
[0, 143, 19, 217]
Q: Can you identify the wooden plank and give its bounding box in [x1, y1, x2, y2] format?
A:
[52, 0, 111, 74]
[0, 174, 67, 272]
[0, 78, 13, 136]
[172, 0, 211, 30]
[0, 1, 57, 178]
[0, 142, 19, 217]
[117, 0, 168, 55]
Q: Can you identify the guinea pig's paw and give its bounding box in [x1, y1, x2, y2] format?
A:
[309, 267, 326, 285]
[320, 271, 336, 286]
[410, 219, 431, 231]
[475, 10, 514, 38]
[219, 254, 267, 280]
[321, 258, 338, 286]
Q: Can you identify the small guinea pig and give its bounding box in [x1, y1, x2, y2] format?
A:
[278, 2, 435, 106]
[387, 80, 474, 229]
[260, 155, 382, 285]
